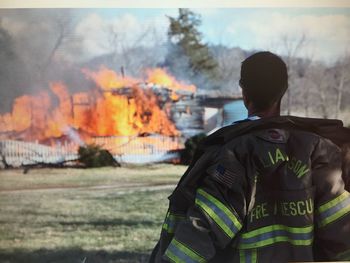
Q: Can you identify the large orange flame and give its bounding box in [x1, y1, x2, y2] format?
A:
[0, 66, 196, 145]
[82, 66, 138, 90]
[146, 68, 196, 93]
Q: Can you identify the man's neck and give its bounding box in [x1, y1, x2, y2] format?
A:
[248, 108, 280, 119]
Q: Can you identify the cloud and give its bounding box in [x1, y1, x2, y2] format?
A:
[74, 12, 169, 60]
[225, 12, 350, 62]
[74, 13, 108, 58]
[0, 9, 171, 62]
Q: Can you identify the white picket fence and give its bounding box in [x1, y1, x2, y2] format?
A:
[0, 135, 183, 167]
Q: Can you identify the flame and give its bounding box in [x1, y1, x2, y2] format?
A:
[0, 84, 73, 141]
[0, 66, 196, 145]
[146, 68, 195, 102]
[146, 68, 196, 93]
[82, 66, 137, 90]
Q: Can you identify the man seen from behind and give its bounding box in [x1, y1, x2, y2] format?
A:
[150, 51, 350, 262]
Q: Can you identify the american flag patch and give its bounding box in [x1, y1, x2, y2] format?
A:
[207, 164, 237, 188]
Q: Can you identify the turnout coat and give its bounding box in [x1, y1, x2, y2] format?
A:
[150, 116, 350, 263]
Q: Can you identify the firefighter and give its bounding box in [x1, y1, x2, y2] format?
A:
[150, 52, 350, 262]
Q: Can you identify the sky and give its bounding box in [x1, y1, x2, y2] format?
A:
[74, 7, 350, 63]
[1, 6, 350, 63]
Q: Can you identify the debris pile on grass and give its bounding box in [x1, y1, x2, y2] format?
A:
[78, 144, 120, 168]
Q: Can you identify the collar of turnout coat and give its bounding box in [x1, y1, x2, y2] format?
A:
[203, 115, 350, 149]
[170, 116, 350, 207]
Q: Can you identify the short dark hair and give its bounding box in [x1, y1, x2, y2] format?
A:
[240, 51, 288, 111]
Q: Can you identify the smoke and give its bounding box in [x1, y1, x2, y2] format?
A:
[0, 9, 97, 112]
[0, 9, 174, 113]
[62, 126, 85, 146]
[0, 8, 218, 115]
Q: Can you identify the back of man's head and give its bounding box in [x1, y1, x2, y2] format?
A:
[240, 51, 288, 111]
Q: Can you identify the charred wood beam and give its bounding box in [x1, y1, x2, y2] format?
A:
[22, 159, 80, 174]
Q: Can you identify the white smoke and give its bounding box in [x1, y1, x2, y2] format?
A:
[62, 126, 85, 146]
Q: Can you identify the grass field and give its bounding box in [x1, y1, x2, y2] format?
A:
[0, 165, 187, 263]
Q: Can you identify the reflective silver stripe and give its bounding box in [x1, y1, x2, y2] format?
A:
[162, 211, 186, 234]
[239, 249, 257, 263]
[317, 191, 350, 227]
[165, 238, 206, 263]
[195, 188, 242, 238]
[238, 225, 313, 249]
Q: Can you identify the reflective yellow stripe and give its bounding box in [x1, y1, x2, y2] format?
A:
[317, 191, 350, 227]
[197, 189, 242, 229]
[195, 198, 234, 238]
[251, 249, 257, 263]
[318, 204, 350, 227]
[318, 191, 349, 213]
[239, 250, 245, 263]
[242, 225, 313, 238]
[239, 236, 313, 249]
[196, 188, 242, 238]
[165, 238, 206, 263]
[239, 249, 257, 263]
[162, 211, 186, 234]
[238, 225, 313, 249]
[165, 249, 186, 263]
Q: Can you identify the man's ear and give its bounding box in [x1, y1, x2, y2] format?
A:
[276, 99, 282, 110]
[271, 98, 282, 112]
[242, 89, 250, 110]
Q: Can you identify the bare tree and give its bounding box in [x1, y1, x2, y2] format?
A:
[8, 10, 78, 85]
[308, 55, 350, 119]
[43, 11, 74, 70]
[305, 62, 331, 118]
[335, 67, 345, 119]
[280, 33, 309, 115]
[298, 58, 313, 117]
[319, 78, 329, 118]
[106, 24, 120, 65]
[211, 46, 245, 95]
[104, 22, 166, 76]
[333, 56, 350, 119]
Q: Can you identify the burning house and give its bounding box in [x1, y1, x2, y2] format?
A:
[0, 67, 208, 167]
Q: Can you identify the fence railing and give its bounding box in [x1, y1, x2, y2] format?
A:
[0, 135, 183, 167]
